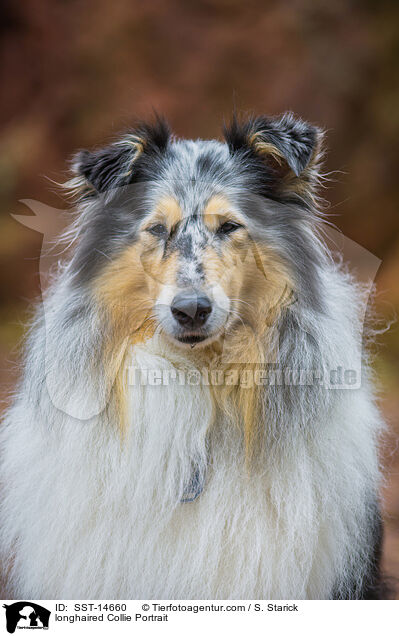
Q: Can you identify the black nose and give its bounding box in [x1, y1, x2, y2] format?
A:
[171, 293, 212, 329]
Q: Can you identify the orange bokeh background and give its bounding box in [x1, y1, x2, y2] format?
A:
[0, 0, 398, 596]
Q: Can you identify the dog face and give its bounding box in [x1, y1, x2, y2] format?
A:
[69, 115, 323, 350]
[138, 193, 246, 346]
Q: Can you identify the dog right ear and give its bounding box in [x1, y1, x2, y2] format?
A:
[69, 117, 171, 196]
[223, 113, 324, 204]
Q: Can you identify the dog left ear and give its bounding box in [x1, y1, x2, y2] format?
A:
[223, 113, 324, 202]
[68, 117, 171, 197]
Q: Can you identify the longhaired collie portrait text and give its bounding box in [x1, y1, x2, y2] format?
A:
[0, 113, 389, 599]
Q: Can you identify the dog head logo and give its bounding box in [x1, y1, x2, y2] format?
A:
[2, 603, 50, 633]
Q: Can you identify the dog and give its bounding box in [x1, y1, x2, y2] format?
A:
[0, 113, 388, 599]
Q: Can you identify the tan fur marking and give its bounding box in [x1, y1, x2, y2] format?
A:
[203, 194, 245, 231]
[249, 133, 285, 165]
[93, 241, 178, 435]
[142, 196, 183, 232]
[119, 135, 146, 177]
[200, 238, 294, 458]
[94, 243, 178, 338]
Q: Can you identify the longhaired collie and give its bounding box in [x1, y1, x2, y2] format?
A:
[0, 114, 388, 599]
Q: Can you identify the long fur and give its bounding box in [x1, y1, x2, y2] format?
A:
[0, 114, 388, 599]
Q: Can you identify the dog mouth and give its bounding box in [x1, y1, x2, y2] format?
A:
[172, 328, 226, 348]
[175, 333, 209, 345]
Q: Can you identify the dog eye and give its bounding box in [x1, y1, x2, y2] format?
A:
[217, 221, 242, 235]
[147, 224, 168, 237]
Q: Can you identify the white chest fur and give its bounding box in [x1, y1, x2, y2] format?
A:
[1, 336, 379, 599]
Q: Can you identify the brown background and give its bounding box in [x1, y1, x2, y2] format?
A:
[0, 0, 398, 597]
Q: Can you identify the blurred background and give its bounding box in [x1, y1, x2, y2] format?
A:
[0, 0, 398, 595]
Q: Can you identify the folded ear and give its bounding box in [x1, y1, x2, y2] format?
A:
[69, 117, 171, 196]
[223, 113, 324, 203]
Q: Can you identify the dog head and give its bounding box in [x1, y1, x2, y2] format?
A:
[68, 114, 324, 351]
